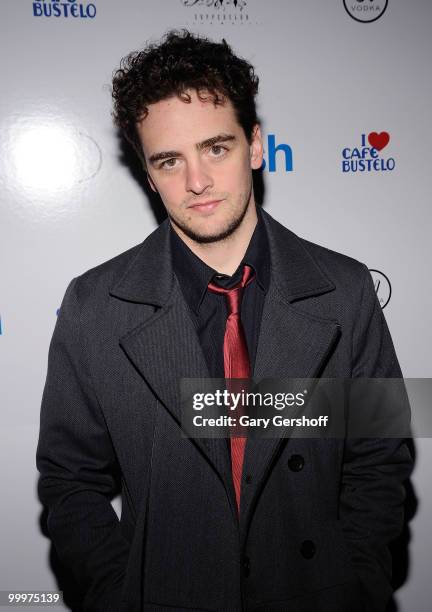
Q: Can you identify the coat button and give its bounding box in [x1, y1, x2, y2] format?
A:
[300, 540, 316, 559]
[288, 454, 305, 472]
[242, 555, 250, 577]
[245, 474, 252, 484]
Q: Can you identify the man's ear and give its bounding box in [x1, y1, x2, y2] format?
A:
[250, 124, 264, 170]
[146, 170, 158, 193]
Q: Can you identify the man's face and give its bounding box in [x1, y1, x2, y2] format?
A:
[136, 89, 263, 243]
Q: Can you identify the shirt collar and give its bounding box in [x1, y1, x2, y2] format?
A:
[170, 205, 270, 315]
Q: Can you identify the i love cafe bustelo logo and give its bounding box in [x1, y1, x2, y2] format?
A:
[342, 131, 395, 173]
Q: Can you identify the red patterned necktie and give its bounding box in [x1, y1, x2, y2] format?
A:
[208, 264, 255, 512]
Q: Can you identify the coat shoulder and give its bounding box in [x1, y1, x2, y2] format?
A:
[299, 235, 369, 285]
[72, 241, 145, 303]
[262, 209, 370, 294]
[70, 219, 168, 304]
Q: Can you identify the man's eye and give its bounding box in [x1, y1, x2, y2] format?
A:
[210, 145, 227, 156]
[160, 158, 177, 169]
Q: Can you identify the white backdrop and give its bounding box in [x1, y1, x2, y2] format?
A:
[1, 1, 431, 610]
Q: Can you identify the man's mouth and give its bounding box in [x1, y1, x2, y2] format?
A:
[188, 199, 225, 213]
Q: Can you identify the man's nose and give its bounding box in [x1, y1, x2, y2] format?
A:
[185, 159, 213, 195]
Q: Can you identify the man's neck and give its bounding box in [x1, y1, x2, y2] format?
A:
[172, 201, 258, 276]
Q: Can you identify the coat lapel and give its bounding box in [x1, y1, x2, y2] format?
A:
[109, 221, 237, 517]
[239, 210, 341, 535]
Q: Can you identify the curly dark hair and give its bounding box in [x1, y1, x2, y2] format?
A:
[111, 29, 259, 164]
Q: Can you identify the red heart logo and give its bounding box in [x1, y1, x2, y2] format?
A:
[368, 131, 390, 151]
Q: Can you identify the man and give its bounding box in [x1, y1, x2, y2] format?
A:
[36, 30, 412, 612]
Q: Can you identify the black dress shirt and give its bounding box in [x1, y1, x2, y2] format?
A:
[170, 206, 270, 379]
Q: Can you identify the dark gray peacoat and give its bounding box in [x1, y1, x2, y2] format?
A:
[36, 209, 413, 611]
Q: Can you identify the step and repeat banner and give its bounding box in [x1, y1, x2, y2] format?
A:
[1, 1, 431, 610]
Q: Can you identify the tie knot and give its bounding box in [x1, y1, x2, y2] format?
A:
[208, 265, 255, 315]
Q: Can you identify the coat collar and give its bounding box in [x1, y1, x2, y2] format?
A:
[109, 207, 335, 306]
[261, 209, 335, 301]
[109, 218, 173, 306]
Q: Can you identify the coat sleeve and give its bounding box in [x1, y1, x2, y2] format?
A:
[36, 277, 130, 612]
[339, 265, 414, 611]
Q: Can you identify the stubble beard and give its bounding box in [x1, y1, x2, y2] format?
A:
[169, 188, 253, 245]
